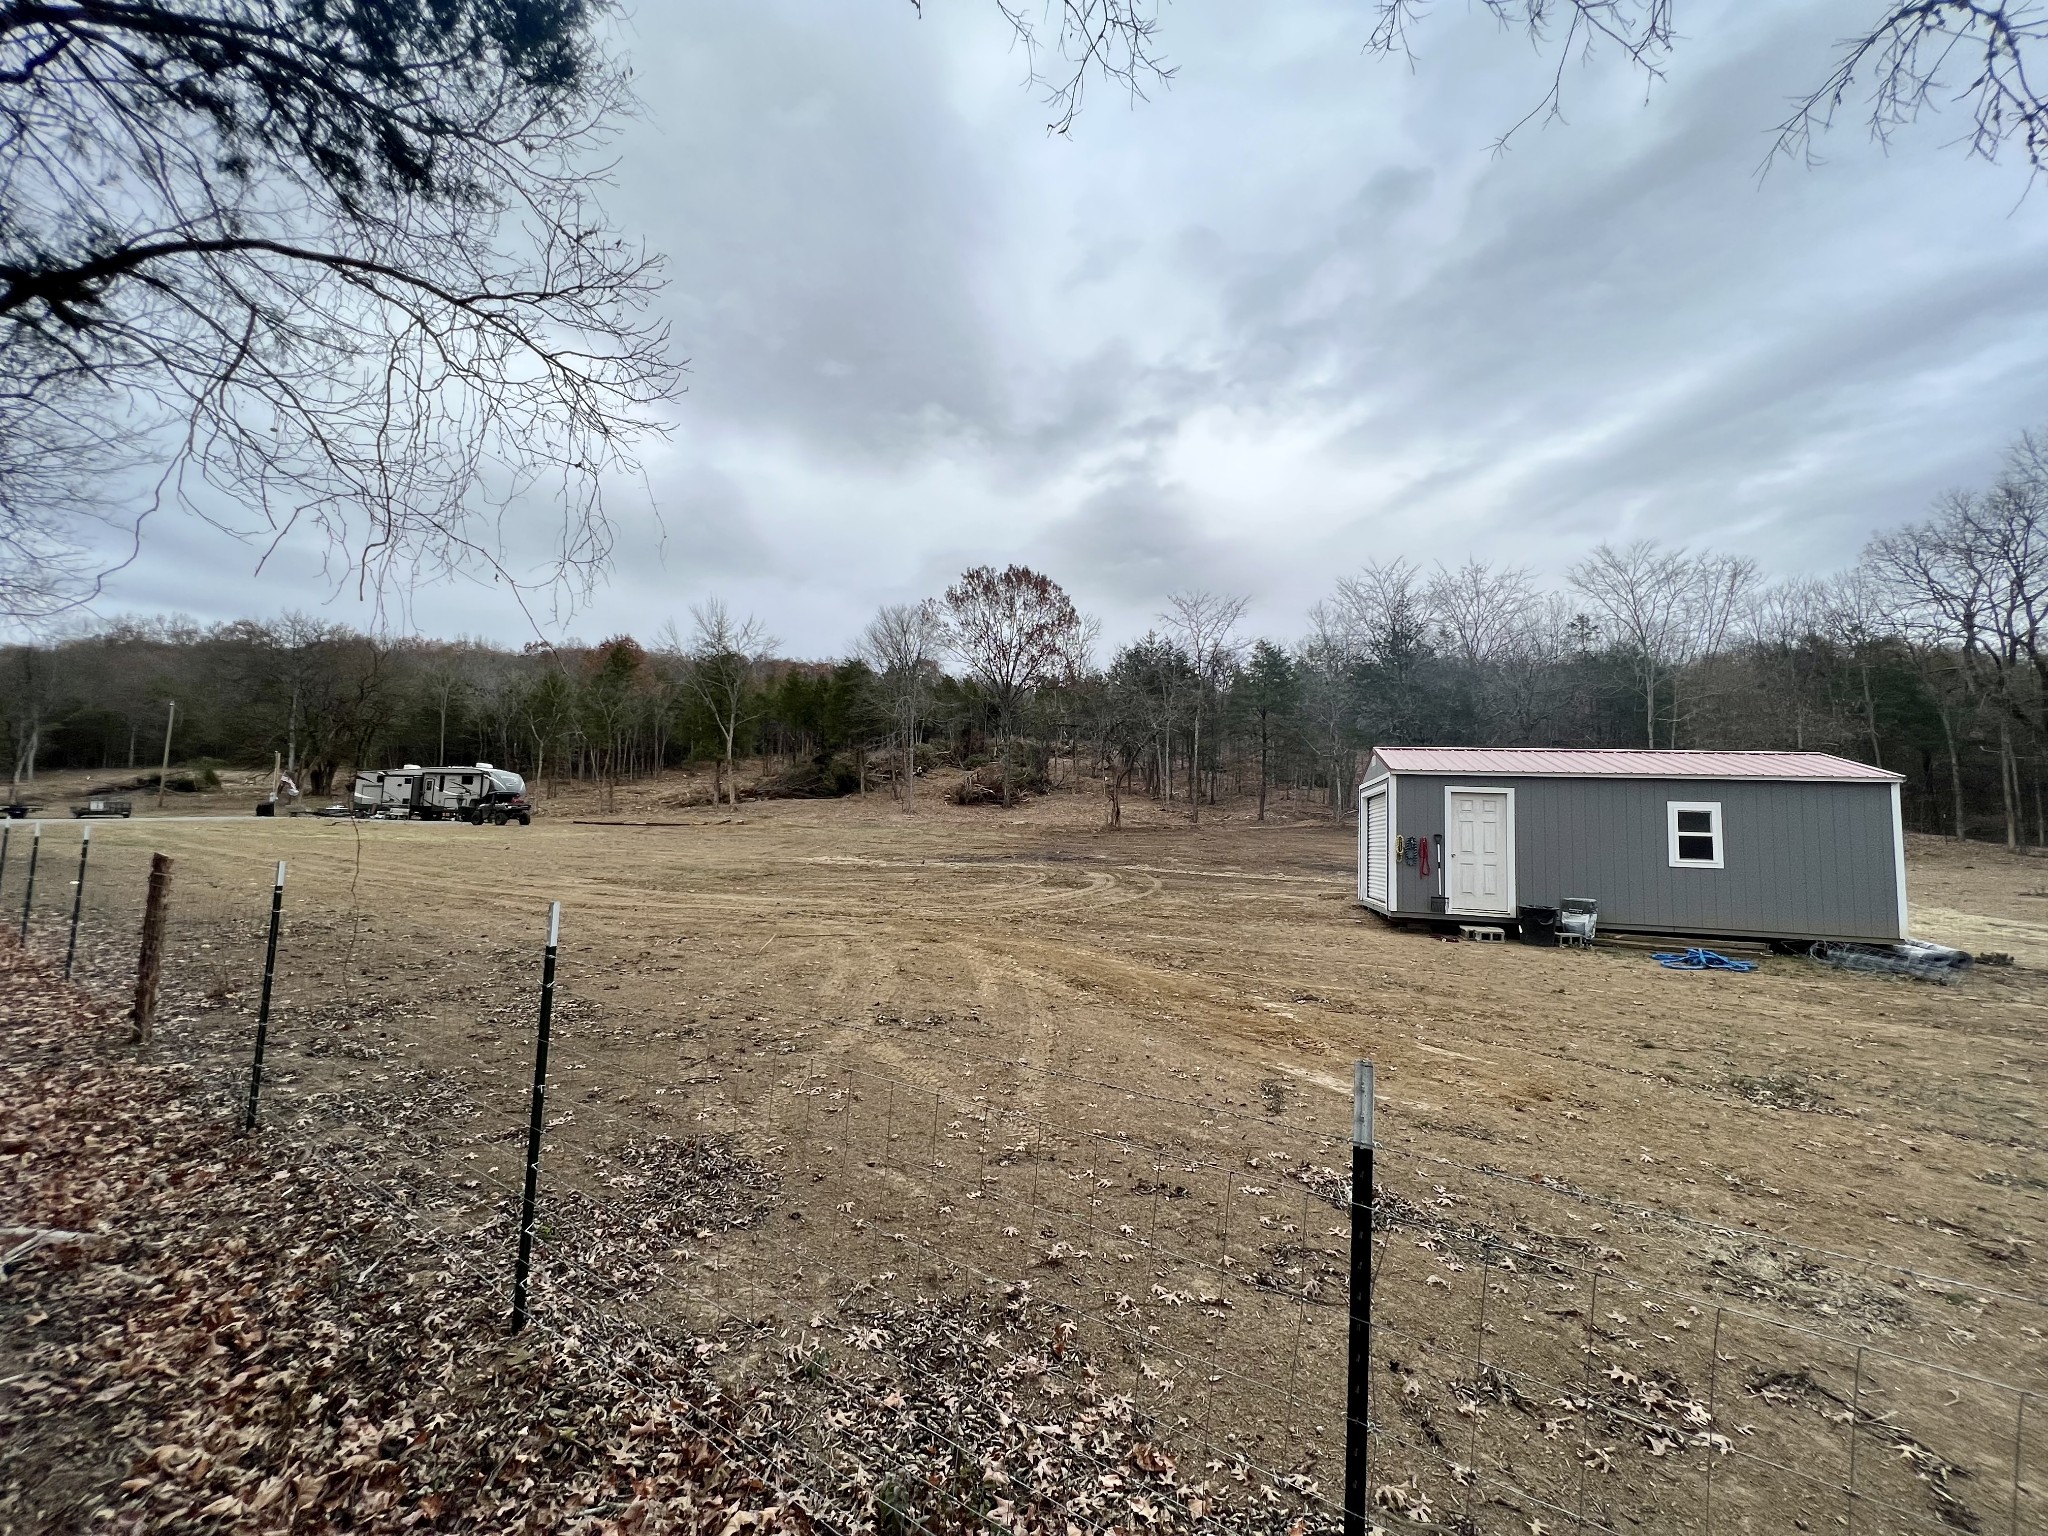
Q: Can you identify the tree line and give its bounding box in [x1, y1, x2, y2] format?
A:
[8, 432, 2048, 844]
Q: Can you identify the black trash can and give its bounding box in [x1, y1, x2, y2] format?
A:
[255, 800, 276, 817]
[1516, 904, 1558, 945]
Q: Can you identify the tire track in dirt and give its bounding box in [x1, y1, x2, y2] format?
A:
[105, 822, 2048, 1212]
[67, 809, 2048, 1398]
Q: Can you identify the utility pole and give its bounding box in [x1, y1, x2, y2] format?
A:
[155, 701, 176, 808]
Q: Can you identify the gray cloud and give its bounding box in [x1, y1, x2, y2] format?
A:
[637, 456, 774, 579]
[81, 0, 2048, 655]
[1034, 470, 1254, 608]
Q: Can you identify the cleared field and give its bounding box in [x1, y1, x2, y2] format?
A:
[30, 774, 2048, 1534]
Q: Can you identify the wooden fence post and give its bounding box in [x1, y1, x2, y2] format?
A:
[131, 853, 173, 1043]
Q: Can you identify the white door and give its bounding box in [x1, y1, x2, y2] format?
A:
[1362, 790, 1389, 905]
[1447, 791, 1512, 916]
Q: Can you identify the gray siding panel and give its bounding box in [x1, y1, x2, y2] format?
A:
[1379, 770, 1902, 940]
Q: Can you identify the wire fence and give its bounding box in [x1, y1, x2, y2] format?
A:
[13, 818, 2046, 1536]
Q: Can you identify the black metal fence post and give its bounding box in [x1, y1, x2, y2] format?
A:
[62, 826, 90, 979]
[241, 861, 287, 1132]
[511, 900, 560, 1332]
[1344, 1059, 1377, 1536]
[17, 822, 40, 943]
[0, 822, 12, 897]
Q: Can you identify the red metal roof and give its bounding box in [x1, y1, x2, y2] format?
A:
[1369, 747, 1901, 783]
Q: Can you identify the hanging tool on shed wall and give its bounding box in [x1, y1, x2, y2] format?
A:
[1418, 836, 1431, 879]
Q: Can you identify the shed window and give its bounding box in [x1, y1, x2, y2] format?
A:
[1668, 801, 1723, 869]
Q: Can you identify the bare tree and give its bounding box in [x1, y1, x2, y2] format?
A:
[1105, 632, 1192, 804]
[1672, 552, 1763, 746]
[1743, 578, 1838, 752]
[416, 652, 480, 768]
[1297, 602, 1364, 821]
[1159, 591, 1248, 823]
[1, 644, 51, 800]
[1324, 559, 1438, 751]
[642, 639, 691, 782]
[1569, 541, 1698, 748]
[0, 0, 680, 618]
[1492, 592, 1601, 745]
[1822, 567, 1901, 769]
[1425, 559, 1537, 667]
[516, 662, 578, 805]
[1866, 439, 2048, 848]
[264, 613, 353, 777]
[1326, 560, 1432, 669]
[858, 600, 948, 813]
[944, 565, 1085, 807]
[679, 601, 773, 809]
[1424, 558, 1542, 740]
[1855, 546, 1978, 839]
[579, 636, 647, 811]
[1055, 611, 1103, 793]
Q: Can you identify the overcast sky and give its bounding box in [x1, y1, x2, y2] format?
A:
[85, 1, 2048, 656]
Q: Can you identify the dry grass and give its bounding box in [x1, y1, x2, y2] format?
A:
[16, 771, 2048, 1533]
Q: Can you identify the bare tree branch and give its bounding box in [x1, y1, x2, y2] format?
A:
[1774, 3, 2048, 171]
[914, 0, 1175, 136]
[1365, 1, 2048, 172]
[0, 0, 681, 622]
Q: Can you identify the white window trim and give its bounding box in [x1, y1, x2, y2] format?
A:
[1442, 785, 1516, 916]
[1890, 781, 1909, 937]
[1387, 774, 1400, 908]
[1668, 800, 1724, 869]
[1356, 785, 1368, 904]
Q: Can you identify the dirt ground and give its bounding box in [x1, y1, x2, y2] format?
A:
[17, 765, 2047, 1535]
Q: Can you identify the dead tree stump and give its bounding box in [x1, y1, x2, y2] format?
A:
[131, 853, 172, 1043]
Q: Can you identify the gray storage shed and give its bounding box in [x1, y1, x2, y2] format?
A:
[1357, 748, 1908, 944]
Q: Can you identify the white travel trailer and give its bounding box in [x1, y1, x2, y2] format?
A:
[416, 763, 530, 824]
[349, 763, 531, 824]
[350, 765, 423, 816]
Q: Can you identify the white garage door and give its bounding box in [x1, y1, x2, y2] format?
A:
[1363, 789, 1389, 905]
